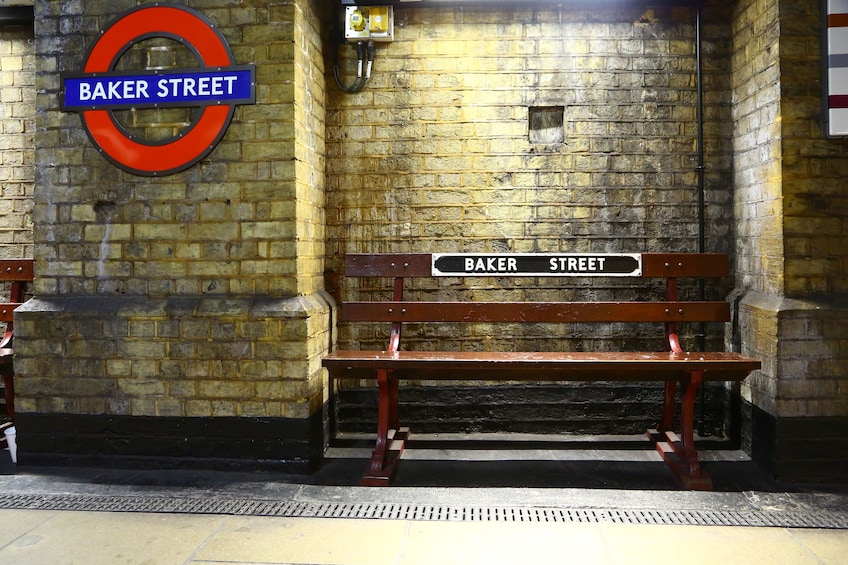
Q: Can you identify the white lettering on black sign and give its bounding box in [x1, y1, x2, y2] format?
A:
[432, 253, 642, 277]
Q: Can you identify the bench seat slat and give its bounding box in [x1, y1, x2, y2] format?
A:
[323, 350, 759, 382]
[340, 301, 731, 323]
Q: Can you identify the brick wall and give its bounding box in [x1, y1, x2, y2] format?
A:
[776, 0, 848, 419]
[731, 0, 848, 481]
[32, 1, 310, 299]
[293, 0, 328, 297]
[14, 0, 331, 471]
[732, 0, 848, 419]
[326, 3, 737, 435]
[0, 22, 34, 350]
[327, 5, 733, 264]
[782, 2, 848, 297]
[731, 0, 783, 416]
[0, 23, 35, 259]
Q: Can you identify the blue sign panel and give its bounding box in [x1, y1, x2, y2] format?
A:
[62, 66, 255, 110]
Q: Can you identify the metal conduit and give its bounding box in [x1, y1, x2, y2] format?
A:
[694, 0, 710, 435]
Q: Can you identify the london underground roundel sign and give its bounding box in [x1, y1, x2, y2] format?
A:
[60, 4, 256, 177]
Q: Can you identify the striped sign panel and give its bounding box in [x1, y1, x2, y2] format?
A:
[826, 0, 848, 136]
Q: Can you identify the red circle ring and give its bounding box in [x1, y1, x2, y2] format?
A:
[80, 4, 237, 176]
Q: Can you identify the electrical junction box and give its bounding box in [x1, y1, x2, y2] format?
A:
[344, 6, 394, 42]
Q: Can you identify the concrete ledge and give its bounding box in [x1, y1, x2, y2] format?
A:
[15, 292, 336, 320]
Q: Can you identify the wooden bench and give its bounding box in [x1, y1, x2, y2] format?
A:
[0, 259, 34, 430]
[322, 252, 761, 489]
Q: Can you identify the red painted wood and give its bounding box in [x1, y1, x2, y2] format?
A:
[323, 350, 760, 380]
[325, 252, 761, 488]
[0, 349, 13, 421]
[0, 305, 19, 324]
[344, 253, 730, 278]
[340, 301, 731, 324]
[679, 370, 704, 476]
[0, 259, 34, 283]
[0, 259, 34, 425]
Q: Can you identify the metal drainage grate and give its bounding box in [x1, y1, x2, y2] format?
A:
[0, 493, 846, 529]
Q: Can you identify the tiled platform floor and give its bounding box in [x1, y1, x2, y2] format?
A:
[0, 434, 845, 565]
[2, 509, 846, 565]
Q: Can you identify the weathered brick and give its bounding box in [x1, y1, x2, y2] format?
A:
[119, 379, 166, 397]
[198, 380, 253, 399]
[185, 400, 212, 417]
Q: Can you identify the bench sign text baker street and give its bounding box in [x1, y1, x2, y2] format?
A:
[432, 253, 643, 277]
[60, 4, 255, 177]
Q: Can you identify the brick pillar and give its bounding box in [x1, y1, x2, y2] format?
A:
[0, 22, 34, 260]
[731, 0, 848, 482]
[15, 0, 332, 471]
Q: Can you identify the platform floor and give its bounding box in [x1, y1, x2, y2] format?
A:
[0, 434, 846, 565]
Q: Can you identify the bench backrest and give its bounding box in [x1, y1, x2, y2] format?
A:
[345, 253, 729, 279]
[338, 253, 731, 352]
[0, 259, 34, 348]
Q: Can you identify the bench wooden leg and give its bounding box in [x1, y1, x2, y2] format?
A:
[658, 380, 676, 432]
[0, 368, 11, 449]
[1, 370, 12, 422]
[648, 371, 712, 490]
[362, 368, 408, 486]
